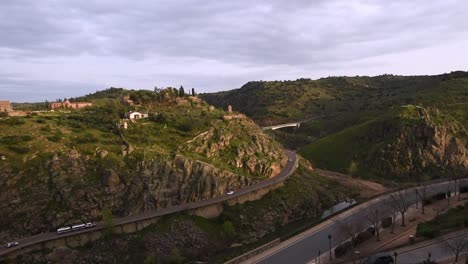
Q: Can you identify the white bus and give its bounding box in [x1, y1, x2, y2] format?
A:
[56, 226, 71, 234]
[71, 224, 86, 230]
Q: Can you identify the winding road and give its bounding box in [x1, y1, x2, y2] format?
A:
[0, 150, 298, 259]
[248, 178, 468, 264]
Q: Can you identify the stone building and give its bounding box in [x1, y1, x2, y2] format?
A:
[50, 99, 92, 110]
[0, 100, 12, 112]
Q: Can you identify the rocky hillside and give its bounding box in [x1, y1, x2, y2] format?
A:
[13, 160, 358, 264]
[0, 88, 286, 240]
[301, 106, 467, 180]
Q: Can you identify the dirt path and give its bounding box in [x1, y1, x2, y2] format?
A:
[315, 169, 388, 198]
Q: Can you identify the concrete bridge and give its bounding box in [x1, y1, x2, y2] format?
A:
[263, 122, 301, 130]
[0, 151, 299, 261]
[262, 115, 333, 131]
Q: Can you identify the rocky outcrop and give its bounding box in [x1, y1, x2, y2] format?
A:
[365, 107, 467, 179]
[184, 118, 287, 178]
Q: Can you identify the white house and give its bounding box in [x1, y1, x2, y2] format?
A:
[125, 111, 148, 120]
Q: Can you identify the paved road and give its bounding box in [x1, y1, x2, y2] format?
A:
[253, 178, 468, 264]
[0, 150, 298, 258]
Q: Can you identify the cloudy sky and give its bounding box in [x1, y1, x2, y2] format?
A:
[1, 0, 468, 102]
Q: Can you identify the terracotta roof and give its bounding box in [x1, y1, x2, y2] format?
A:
[0, 100, 10, 104]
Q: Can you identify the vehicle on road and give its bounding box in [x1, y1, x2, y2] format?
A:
[366, 252, 394, 264]
[227, 191, 234, 195]
[85, 222, 96, 228]
[57, 226, 72, 234]
[72, 224, 86, 231]
[6, 242, 19, 248]
[288, 159, 292, 162]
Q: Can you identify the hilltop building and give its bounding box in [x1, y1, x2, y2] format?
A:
[125, 111, 148, 120]
[0, 101, 12, 112]
[50, 99, 92, 110]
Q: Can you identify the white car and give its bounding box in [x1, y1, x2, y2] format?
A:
[288, 159, 292, 162]
[6, 241, 19, 248]
[227, 191, 234, 195]
[85, 222, 96, 228]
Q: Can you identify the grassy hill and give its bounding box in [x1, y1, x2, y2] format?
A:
[0, 88, 287, 240]
[202, 71, 468, 181]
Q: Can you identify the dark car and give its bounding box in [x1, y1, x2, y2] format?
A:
[366, 252, 394, 264]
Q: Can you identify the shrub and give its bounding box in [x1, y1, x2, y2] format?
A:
[334, 241, 352, 258]
[0, 135, 32, 144]
[459, 186, 468, 193]
[73, 133, 98, 144]
[4, 118, 25, 125]
[47, 133, 63, 142]
[8, 145, 30, 154]
[432, 192, 446, 201]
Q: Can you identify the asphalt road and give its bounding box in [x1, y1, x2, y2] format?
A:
[256, 178, 468, 264]
[0, 150, 298, 258]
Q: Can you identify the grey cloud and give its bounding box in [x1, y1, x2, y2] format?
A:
[2, 0, 467, 64]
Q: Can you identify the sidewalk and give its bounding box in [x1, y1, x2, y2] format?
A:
[333, 193, 468, 264]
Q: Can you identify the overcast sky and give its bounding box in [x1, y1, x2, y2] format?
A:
[1, 0, 468, 102]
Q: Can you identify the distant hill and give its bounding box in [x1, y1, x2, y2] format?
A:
[201, 71, 468, 127]
[202, 71, 468, 181]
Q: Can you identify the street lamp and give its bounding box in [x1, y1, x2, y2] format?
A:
[318, 249, 321, 264]
[394, 252, 398, 264]
[427, 252, 431, 263]
[328, 234, 332, 260]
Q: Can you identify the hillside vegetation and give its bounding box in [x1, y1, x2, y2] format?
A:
[0, 88, 286, 240]
[202, 72, 468, 181]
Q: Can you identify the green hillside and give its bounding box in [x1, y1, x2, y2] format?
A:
[0, 88, 287, 240]
[202, 72, 468, 181]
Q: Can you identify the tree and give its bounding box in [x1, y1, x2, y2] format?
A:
[191, 88, 196, 96]
[178, 86, 185, 97]
[415, 184, 428, 214]
[222, 220, 235, 240]
[366, 208, 382, 241]
[337, 218, 366, 248]
[443, 235, 468, 263]
[101, 208, 114, 235]
[390, 190, 411, 226]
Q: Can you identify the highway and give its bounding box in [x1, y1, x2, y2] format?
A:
[0, 150, 298, 258]
[252, 178, 468, 264]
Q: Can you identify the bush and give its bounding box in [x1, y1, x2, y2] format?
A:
[8, 145, 30, 154]
[73, 133, 98, 144]
[416, 222, 440, 238]
[0, 135, 32, 144]
[47, 133, 63, 142]
[432, 192, 446, 201]
[459, 186, 468, 193]
[4, 118, 25, 125]
[334, 241, 352, 258]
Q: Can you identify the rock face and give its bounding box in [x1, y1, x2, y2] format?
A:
[365, 107, 467, 179]
[0, 152, 255, 240]
[184, 118, 287, 178]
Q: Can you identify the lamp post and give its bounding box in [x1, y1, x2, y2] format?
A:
[328, 235, 332, 260]
[427, 252, 431, 263]
[394, 252, 398, 264]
